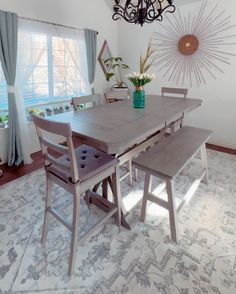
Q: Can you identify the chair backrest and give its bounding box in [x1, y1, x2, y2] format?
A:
[71, 94, 102, 111]
[32, 114, 79, 183]
[161, 87, 188, 98]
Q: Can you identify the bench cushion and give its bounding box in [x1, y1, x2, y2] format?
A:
[133, 126, 212, 179]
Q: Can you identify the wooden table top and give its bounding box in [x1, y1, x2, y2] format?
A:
[49, 95, 202, 154]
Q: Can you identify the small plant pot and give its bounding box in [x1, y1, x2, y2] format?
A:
[0, 123, 5, 128]
[53, 109, 60, 115]
[39, 112, 45, 117]
[46, 110, 52, 116]
[111, 87, 129, 100]
[64, 105, 70, 112]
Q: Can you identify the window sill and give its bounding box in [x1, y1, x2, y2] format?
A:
[0, 121, 35, 132]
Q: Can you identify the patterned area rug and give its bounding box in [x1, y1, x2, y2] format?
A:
[0, 150, 236, 294]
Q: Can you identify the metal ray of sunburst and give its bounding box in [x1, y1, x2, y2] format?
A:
[153, 1, 236, 87]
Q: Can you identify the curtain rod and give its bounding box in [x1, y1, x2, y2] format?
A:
[19, 16, 99, 34]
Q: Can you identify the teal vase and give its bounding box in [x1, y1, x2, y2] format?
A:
[133, 87, 145, 108]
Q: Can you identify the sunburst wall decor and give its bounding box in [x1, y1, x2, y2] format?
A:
[152, 1, 236, 87]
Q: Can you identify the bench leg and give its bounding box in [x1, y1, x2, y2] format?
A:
[200, 143, 209, 185]
[140, 174, 152, 222]
[166, 179, 178, 243]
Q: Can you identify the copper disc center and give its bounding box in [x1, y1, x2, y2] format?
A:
[178, 34, 199, 56]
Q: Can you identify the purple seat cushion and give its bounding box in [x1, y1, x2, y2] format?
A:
[47, 144, 118, 183]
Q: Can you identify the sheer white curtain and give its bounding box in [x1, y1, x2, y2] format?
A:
[14, 19, 90, 164]
[51, 25, 91, 97]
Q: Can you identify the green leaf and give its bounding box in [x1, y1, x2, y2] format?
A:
[105, 73, 114, 81]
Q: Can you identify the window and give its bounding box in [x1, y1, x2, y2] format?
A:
[0, 19, 90, 111]
[0, 65, 7, 111]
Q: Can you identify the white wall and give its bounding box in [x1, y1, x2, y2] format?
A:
[117, 0, 236, 149]
[0, 0, 117, 163]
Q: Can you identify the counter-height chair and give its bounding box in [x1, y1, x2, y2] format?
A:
[161, 87, 188, 134]
[71, 94, 102, 110]
[72, 93, 134, 185]
[71, 94, 102, 147]
[32, 114, 121, 276]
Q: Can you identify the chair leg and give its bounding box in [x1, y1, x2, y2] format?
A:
[134, 168, 138, 181]
[112, 167, 121, 227]
[166, 179, 178, 243]
[140, 174, 152, 222]
[128, 160, 133, 186]
[200, 143, 209, 185]
[41, 177, 53, 245]
[68, 187, 80, 276]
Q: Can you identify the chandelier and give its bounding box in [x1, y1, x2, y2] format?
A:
[112, 0, 176, 26]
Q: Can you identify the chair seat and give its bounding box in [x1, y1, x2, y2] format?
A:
[47, 144, 118, 183]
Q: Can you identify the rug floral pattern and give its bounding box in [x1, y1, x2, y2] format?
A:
[0, 150, 236, 293]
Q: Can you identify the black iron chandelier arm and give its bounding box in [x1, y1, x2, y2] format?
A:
[113, 7, 138, 23]
[113, 1, 142, 23]
[112, 0, 176, 25]
[146, 1, 176, 22]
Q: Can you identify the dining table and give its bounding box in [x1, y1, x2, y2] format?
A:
[49, 94, 202, 229]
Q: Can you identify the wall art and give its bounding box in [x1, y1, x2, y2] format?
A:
[153, 1, 236, 87]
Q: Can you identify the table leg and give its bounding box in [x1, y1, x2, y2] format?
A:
[84, 177, 131, 230]
[107, 176, 130, 230]
[102, 179, 108, 200]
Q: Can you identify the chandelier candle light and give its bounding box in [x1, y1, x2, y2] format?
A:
[113, 0, 176, 26]
[126, 72, 155, 108]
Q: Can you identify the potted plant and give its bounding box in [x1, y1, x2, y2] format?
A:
[53, 107, 60, 115]
[64, 104, 70, 112]
[125, 38, 157, 108]
[58, 106, 64, 113]
[27, 108, 40, 121]
[0, 113, 8, 128]
[104, 57, 130, 100]
[45, 108, 52, 116]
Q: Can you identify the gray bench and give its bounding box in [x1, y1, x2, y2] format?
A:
[133, 126, 212, 242]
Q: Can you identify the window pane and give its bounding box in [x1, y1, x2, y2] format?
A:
[18, 31, 49, 107]
[0, 65, 7, 111]
[15, 20, 91, 110]
[52, 36, 89, 99]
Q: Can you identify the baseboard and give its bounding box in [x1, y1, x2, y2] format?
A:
[207, 139, 236, 152]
